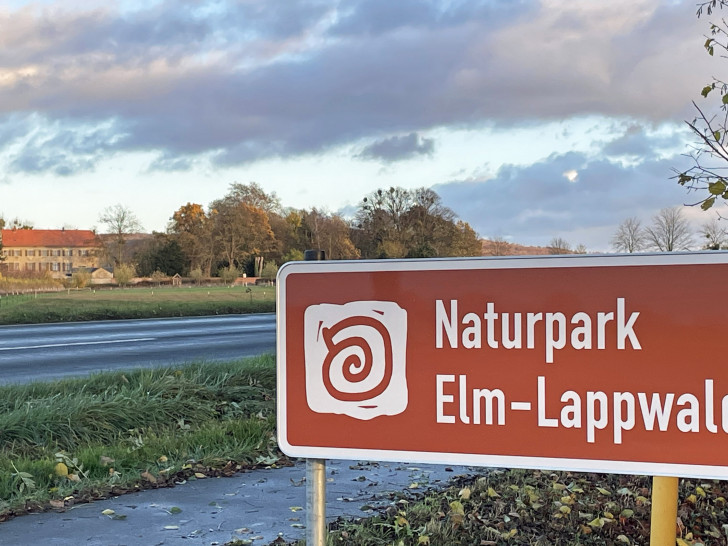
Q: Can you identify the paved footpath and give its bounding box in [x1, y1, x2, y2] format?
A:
[0, 460, 480, 546]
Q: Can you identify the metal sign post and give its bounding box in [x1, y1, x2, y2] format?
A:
[277, 253, 728, 545]
[303, 249, 326, 546]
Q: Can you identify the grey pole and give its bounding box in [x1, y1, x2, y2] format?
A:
[304, 249, 327, 546]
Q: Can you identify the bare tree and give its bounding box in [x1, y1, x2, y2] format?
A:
[675, 1, 728, 211]
[99, 204, 143, 265]
[611, 217, 646, 253]
[701, 217, 728, 249]
[548, 237, 572, 254]
[644, 207, 694, 251]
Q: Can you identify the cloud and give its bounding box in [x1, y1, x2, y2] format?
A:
[601, 123, 686, 158]
[433, 146, 697, 251]
[357, 132, 435, 162]
[0, 0, 716, 176]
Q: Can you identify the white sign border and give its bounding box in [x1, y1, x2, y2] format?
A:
[276, 251, 728, 479]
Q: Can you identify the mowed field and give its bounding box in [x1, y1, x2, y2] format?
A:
[0, 284, 276, 324]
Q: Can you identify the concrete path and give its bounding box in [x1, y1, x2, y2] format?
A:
[0, 459, 480, 545]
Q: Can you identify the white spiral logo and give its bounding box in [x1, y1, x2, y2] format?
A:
[304, 301, 408, 420]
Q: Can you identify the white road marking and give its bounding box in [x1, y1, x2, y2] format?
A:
[0, 338, 156, 351]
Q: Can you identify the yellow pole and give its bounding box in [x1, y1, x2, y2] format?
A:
[650, 476, 679, 546]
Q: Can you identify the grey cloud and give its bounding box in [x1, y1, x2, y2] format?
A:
[0, 0, 715, 176]
[2, 116, 126, 176]
[331, 0, 537, 36]
[148, 153, 195, 172]
[602, 124, 687, 158]
[433, 149, 696, 250]
[357, 133, 435, 162]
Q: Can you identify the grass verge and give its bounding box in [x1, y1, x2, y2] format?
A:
[291, 469, 728, 545]
[0, 355, 279, 520]
[0, 285, 275, 324]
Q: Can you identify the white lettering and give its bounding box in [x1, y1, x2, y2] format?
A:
[473, 388, 506, 425]
[586, 391, 608, 443]
[435, 300, 457, 349]
[484, 302, 499, 349]
[570, 312, 592, 350]
[461, 312, 481, 349]
[545, 312, 566, 363]
[501, 312, 522, 349]
[538, 376, 558, 427]
[676, 393, 700, 432]
[638, 392, 674, 431]
[613, 392, 635, 444]
[560, 391, 581, 428]
[436, 375, 455, 423]
[616, 298, 641, 350]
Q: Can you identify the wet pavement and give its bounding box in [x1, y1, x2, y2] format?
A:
[0, 459, 482, 545]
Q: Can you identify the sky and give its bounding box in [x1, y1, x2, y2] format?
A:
[0, 0, 724, 251]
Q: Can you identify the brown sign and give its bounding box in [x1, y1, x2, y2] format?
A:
[277, 253, 728, 478]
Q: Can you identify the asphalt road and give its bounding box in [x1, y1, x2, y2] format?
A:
[0, 314, 276, 383]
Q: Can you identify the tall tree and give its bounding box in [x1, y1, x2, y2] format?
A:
[135, 235, 187, 276]
[210, 200, 275, 273]
[644, 207, 694, 251]
[611, 217, 647, 253]
[99, 204, 143, 265]
[300, 209, 360, 260]
[225, 182, 282, 214]
[169, 203, 213, 275]
[354, 186, 481, 258]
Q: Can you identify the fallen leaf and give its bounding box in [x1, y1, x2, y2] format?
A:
[49, 499, 65, 509]
[102, 509, 115, 516]
[100, 456, 115, 466]
[141, 471, 157, 484]
[54, 463, 68, 477]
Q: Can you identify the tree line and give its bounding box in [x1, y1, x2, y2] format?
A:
[611, 207, 728, 253]
[110, 183, 482, 278]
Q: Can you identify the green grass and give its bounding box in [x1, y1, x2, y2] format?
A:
[0, 285, 276, 324]
[0, 355, 278, 517]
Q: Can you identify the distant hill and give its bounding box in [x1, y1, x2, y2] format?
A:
[480, 239, 571, 256]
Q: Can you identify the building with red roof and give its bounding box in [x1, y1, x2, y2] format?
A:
[0, 229, 102, 278]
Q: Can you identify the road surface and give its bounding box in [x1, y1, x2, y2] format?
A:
[0, 314, 276, 383]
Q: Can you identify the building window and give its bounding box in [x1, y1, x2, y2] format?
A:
[51, 263, 60, 271]
[26, 250, 36, 257]
[13, 250, 22, 257]
[26, 263, 36, 271]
